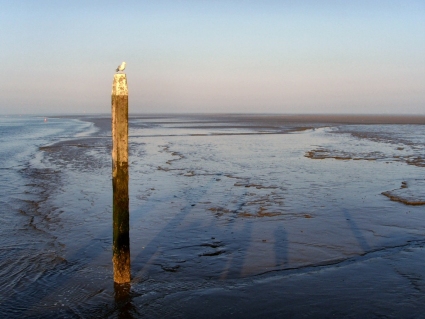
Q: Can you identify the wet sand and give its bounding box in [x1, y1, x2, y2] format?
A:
[2, 114, 425, 318]
[65, 113, 425, 132]
[147, 243, 425, 318]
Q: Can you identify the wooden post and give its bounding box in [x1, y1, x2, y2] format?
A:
[111, 74, 130, 283]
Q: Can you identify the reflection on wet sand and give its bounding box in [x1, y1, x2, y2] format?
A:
[114, 283, 137, 319]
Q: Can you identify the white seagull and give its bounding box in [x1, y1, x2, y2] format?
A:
[116, 62, 126, 72]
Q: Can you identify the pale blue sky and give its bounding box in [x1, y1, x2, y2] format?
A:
[1, 0, 424, 114]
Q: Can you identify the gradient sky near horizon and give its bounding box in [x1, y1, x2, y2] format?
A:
[1, 0, 424, 115]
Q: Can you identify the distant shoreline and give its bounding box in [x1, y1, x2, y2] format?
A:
[5, 113, 425, 125]
[50, 113, 425, 125]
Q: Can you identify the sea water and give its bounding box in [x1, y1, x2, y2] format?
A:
[0, 116, 97, 317]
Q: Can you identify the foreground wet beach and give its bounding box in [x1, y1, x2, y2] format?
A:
[1, 114, 424, 318]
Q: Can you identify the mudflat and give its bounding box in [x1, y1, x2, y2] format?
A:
[1, 114, 424, 318]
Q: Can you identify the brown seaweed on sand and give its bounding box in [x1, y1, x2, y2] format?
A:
[382, 180, 425, 206]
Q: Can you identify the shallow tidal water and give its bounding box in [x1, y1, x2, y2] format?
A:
[1, 114, 424, 318]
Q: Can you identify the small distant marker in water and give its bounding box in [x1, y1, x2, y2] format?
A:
[44, 118, 47, 122]
[116, 62, 126, 73]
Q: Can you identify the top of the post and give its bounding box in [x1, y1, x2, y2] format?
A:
[112, 74, 128, 96]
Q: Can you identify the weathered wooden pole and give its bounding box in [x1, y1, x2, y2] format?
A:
[111, 73, 130, 283]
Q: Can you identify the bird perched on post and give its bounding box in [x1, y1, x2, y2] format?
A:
[116, 62, 126, 72]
